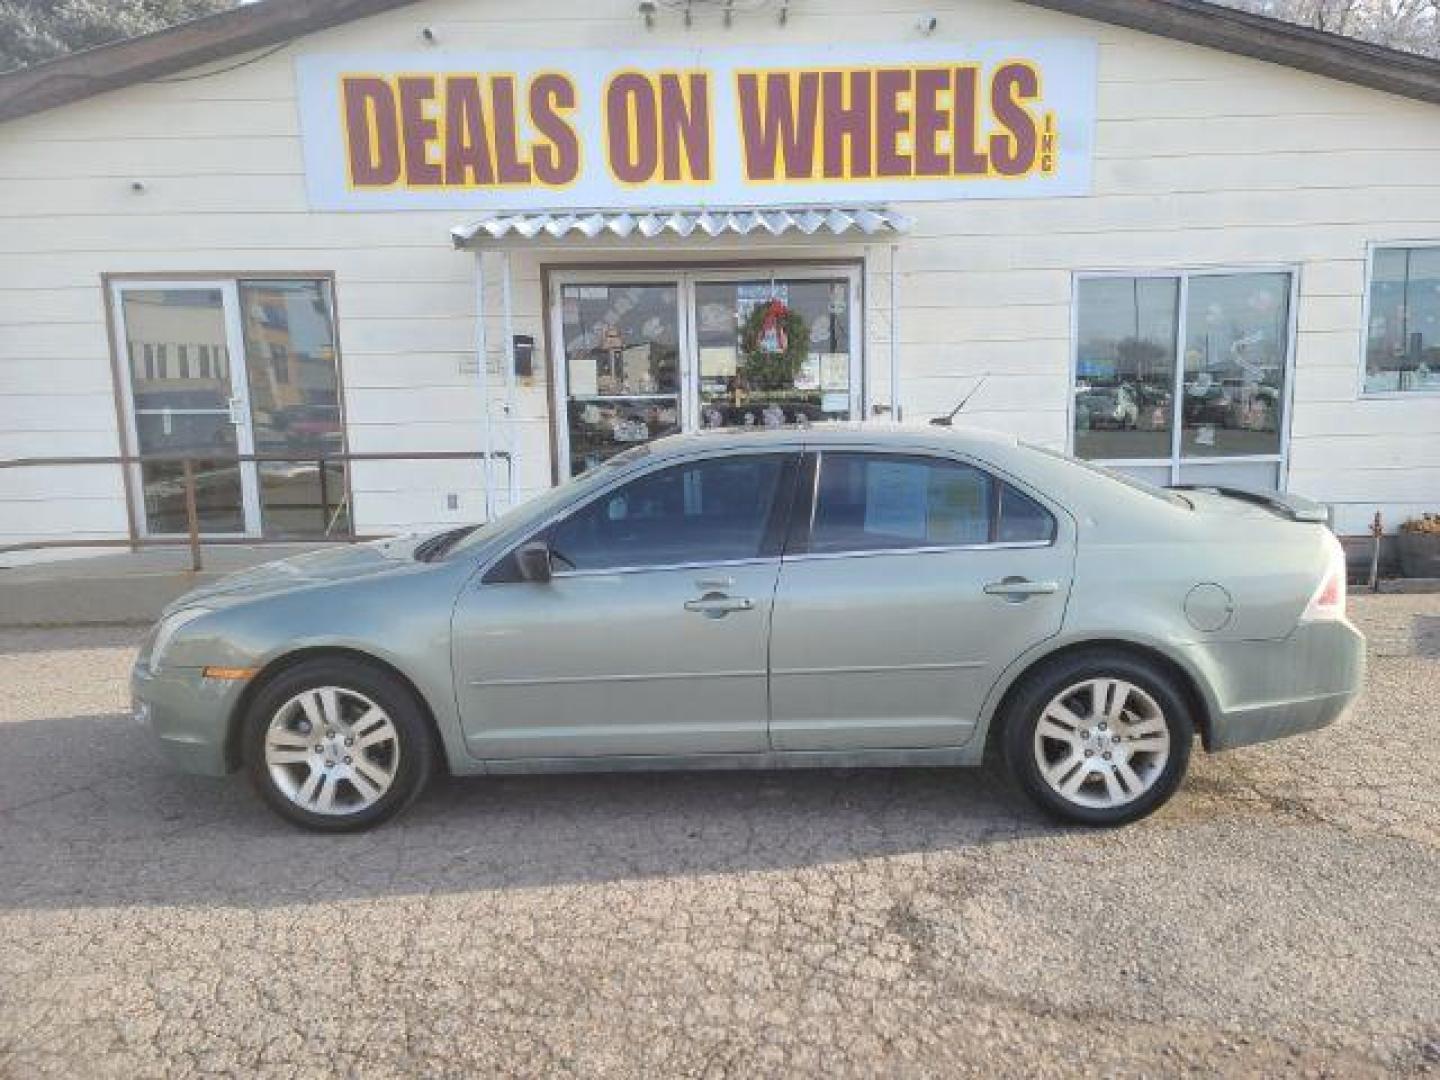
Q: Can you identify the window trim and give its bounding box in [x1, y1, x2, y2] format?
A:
[785, 450, 1058, 561]
[1359, 240, 1440, 400]
[1068, 265, 1301, 489]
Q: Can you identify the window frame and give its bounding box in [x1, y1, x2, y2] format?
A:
[102, 271, 350, 542]
[784, 450, 1058, 561]
[545, 263, 866, 483]
[1068, 266, 1301, 488]
[1359, 240, 1440, 400]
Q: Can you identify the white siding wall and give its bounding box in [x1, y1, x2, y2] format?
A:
[2, 0, 1438, 549]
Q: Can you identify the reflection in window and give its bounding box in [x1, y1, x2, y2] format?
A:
[1366, 246, 1440, 394]
[1181, 274, 1290, 457]
[549, 455, 787, 571]
[1073, 277, 1178, 460]
[810, 454, 995, 553]
[239, 280, 348, 537]
[1074, 271, 1293, 467]
[120, 288, 244, 533]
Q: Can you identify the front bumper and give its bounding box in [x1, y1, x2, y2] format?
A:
[131, 660, 245, 776]
[1187, 618, 1367, 752]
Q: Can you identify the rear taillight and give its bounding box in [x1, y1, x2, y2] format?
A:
[1301, 533, 1347, 622]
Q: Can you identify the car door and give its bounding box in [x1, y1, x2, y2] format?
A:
[452, 449, 799, 760]
[768, 449, 1074, 752]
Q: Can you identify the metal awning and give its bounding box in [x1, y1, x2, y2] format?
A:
[451, 206, 914, 247]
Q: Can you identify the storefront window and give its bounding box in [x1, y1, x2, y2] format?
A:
[1365, 245, 1440, 394]
[114, 278, 346, 538]
[240, 280, 348, 537]
[1073, 277, 1178, 460]
[1073, 270, 1293, 479]
[1181, 273, 1290, 457]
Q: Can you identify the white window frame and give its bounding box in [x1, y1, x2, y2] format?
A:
[1068, 266, 1301, 489]
[548, 264, 865, 482]
[1359, 239, 1440, 400]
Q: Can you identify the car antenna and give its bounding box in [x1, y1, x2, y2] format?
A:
[929, 374, 988, 426]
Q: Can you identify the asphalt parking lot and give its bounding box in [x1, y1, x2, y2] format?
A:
[1, 595, 1438, 1078]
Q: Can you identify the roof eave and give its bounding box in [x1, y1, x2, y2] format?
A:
[1016, 0, 1440, 106]
[0, 0, 1438, 126]
[0, 0, 422, 124]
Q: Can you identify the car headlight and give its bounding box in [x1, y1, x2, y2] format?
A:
[149, 607, 212, 672]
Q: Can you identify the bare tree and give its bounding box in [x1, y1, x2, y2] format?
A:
[1222, 0, 1440, 57]
[0, 0, 238, 73]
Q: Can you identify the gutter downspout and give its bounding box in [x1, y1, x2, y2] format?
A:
[501, 250, 519, 509]
[889, 242, 901, 422]
[473, 250, 494, 522]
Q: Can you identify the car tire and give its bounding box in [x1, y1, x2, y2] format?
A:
[1001, 651, 1194, 827]
[241, 657, 435, 832]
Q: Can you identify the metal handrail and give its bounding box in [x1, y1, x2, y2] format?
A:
[0, 450, 512, 570]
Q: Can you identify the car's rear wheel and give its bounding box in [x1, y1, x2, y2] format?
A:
[1001, 652, 1193, 826]
[242, 658, 434, 832]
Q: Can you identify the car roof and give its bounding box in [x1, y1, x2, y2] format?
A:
[641, 422, 1021, 458]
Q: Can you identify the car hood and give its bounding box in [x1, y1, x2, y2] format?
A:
[163, 535, 430, 614]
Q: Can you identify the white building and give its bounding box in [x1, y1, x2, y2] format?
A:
[1, 0, 1438, 559]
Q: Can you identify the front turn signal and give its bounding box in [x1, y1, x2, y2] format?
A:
[202, 666, 257, 681]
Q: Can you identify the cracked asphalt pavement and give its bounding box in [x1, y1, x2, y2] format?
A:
[2, 594, 1439, 1077]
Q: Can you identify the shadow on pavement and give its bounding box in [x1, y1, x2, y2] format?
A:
[0, 711, 1061, 911]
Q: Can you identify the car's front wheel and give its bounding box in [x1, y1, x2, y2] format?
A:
[242, 658, 434, 832]
[1001, 651, 1194, 826]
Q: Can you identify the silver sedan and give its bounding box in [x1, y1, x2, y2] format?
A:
[132, 426, 1365, 831]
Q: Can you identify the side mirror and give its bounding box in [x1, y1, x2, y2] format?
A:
[514, 541, 553, 583]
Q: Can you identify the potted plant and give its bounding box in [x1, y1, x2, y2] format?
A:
[1398, 513, 1440, 578]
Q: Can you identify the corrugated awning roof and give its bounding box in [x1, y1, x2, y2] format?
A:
[451, 206, 914, 247]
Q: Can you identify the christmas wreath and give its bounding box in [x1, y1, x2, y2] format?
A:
[740, 298, 810, 391]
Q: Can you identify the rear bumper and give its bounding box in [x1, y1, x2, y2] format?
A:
[1185, 619, 1367, 752]
[131, 661, 243, 776]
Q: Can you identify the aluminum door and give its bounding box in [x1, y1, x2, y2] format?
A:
[111, 280, 260, 536]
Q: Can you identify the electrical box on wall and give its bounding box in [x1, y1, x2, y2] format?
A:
[512, 334, 535, 378]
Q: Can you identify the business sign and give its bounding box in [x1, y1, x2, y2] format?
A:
[295, 42, 1097, 211]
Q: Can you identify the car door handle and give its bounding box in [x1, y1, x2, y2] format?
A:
[983, 577, 1060, 598]
[684, 595, 755, 616]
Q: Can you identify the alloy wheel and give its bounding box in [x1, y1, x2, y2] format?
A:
[1031, 677, 1171, 810]
[263, 686, 400, 816]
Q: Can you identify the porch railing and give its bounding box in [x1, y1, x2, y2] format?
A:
[0, 450, 512, 571]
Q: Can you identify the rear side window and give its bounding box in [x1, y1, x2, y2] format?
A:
[805, 452, 1055, 554]
[809, 454, 993, 553]
[997, 484, 1056, 543]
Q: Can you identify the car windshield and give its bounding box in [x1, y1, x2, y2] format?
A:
[1021, 443, 1192, 508]
[438, 444, 653, 560]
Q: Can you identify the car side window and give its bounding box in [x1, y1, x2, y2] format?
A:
[809, 453, 994, 553]
[805, 452, 1056, 554]
[997, 483, 1057, 544]
[547, 454, 789, 572]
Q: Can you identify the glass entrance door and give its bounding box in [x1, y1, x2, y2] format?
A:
[690, 275, 859, 431]
[557, 281, 684, 478]
[113, 281, 260, 536]
[552, 267, 862, 479]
